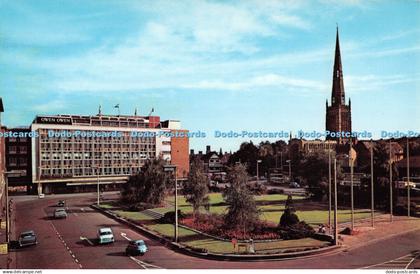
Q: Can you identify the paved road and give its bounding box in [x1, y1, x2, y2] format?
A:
[6, 193, 420, 269]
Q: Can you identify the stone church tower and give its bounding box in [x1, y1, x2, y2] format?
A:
[326, 28, 352, 144]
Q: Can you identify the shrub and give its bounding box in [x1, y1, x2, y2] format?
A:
[267, 188, 284, 195]
[248, 182, 268, 195]
[279, 208, 300, 227]
[278, 221, 315, 240]
[159, 210, 185, 223]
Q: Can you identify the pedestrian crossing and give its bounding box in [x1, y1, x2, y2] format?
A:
[363, 251, 420, 269]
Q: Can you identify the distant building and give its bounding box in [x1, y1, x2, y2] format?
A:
[29, 113, 189, 194]
[396, 155, 420, 178]
[326, 28, 352, 144]
[355, 140, 403, 170]
[190, 147, 230, 182]
[289, 139, 337, 156]
[203, 152, 224, 174]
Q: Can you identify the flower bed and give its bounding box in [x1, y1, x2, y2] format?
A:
[180, 214, 281, 240]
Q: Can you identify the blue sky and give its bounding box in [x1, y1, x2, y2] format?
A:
[0, 0, 419, 152]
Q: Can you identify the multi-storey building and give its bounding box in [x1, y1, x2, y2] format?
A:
[5, 127, 32, 191]
[30, 113, 189, 194]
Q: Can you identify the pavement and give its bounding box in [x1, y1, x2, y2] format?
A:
[1, 192, 419, 269]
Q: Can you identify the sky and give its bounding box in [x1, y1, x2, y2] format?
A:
[0, 0, 419, 152]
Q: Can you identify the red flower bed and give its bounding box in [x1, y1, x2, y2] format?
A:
[180, 214, 281, 240]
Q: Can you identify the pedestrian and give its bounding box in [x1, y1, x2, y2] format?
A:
[249, 238, 255, 254]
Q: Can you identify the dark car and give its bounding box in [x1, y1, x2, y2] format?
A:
[125, 240, 148, 256]
[18, 230, 37, 247]
[289, 182, 301, 188]
[57, 200, 65, 207]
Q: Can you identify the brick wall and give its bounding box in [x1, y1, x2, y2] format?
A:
[170, 130, 189, 179]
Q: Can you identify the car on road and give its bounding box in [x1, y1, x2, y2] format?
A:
[125, 240, 148, 256]
[289, 182, 301, 188]
[54, 208, 67, 219]
[97, 227, 114, 244]
[57, 200, 65, 207]
[18, 230, 37, 247]
[38, 193, 45, 199]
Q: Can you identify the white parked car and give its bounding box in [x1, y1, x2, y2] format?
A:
[38, 193, 45, 199]
[98, 227, 114, 244]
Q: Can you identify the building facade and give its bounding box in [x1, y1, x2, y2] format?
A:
[5, 127, 32, 190]
[30, 113, 189, 194]
[0, 97, 4, 178]
[326, 28, 352, 144]
[289, 138, 337, 156]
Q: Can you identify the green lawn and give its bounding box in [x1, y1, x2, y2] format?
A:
[99, 193, 375, 254]
[114, 210, 155, 221]
[144, 223, 327, 254]
[101, 193, 374, 226]
[147, 223, 197, 238]
[164, 193, 371, 226]
[163, 193, 302, 216]
[99, 194, 335, 254]
[261, 207, 373, 225]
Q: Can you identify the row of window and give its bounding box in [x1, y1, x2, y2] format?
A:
[40, 144, 155, 150]
[8, 157, 28, 167]
[7, 146, 28, 154]
[40, 166, 143, 177]
[7, 137, 28, 143]
[41, 152, 154, 160]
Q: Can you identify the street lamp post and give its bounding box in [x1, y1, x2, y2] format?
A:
[275, 153, 278, 169]
[257, 160, 262, 184]
[407, 138, 410, 218]
[97, 167, 100, 206]
[389, 140, 393, 222]
[286, 160, 291, 181]
[4, 170, 24, 244]
[4, 174, 9, 244]
[164, 165, 178, 242]
[370, 140, 375, 228]
[92, 165, 100, 206]
[328, 149, 332, 234]
[280, 151, 283, 172]
[350, 153, 354, 231]
[333, 157, 338, 245]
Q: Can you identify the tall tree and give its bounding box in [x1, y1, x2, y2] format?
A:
[121, 158, 169, 207]
[223, 164, 259, 231]
[297, 153, 331, 200]
[183, 159, 210, 216]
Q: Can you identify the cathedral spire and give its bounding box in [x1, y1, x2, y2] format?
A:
[331, 26, 345, 106]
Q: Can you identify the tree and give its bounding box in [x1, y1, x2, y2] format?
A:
[183, 159, 210, 216]
[279, 195, 299, 227]
[228, 142, 258, 175]
[296, 152, 332, 200]
[121, 158, 169, 207]
[360, 141, 399, 209]
[222, 164, 259, 231]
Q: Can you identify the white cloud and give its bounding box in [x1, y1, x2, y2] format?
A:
[345, 74, 420, 92]
[32, 99, 67, 113]
[181, 73, 327, 92]
[270, 14, 311, 30]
